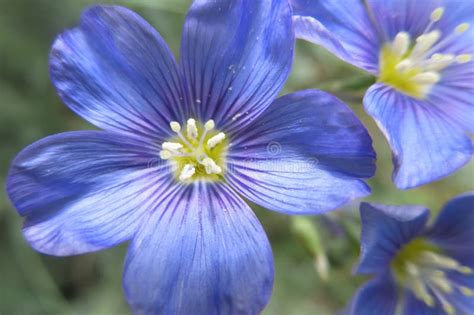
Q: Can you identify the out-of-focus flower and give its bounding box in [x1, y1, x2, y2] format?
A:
[291, 0, 474, 189]
[346, 193, 474, 315]
[6, 1, 376, 313]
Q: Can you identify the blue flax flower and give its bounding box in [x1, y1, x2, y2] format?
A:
[347, 193, 474, 315]
[6, 1, 376, 314]
[291, 0, 474, 189]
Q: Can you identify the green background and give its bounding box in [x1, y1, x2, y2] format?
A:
[0, 1, 472, 314]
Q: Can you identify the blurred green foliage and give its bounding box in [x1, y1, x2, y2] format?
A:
[0, 1, 472, 314]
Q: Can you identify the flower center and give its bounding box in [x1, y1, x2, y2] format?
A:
[160, 118, 228, 183]
[391, 239, 474, 314]
[378, 7, 471, 99]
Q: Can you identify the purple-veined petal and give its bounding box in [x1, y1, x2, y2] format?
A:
[366, 0, 440, 40]
[364, 83, 472, 189]
[425, 192, 474, 263]
[291, 0, 380, 73]
[180, 0, 294, 133]
[123, 182, 273, 315]
[366, 0, 474, 54]
[356, 202, 430, 274]
[50, 6, 186, 140]
[430, 64, 474, 133]
[348, 273, 398, 315]
[226, 90, 375, 215]
[6, 131, 171, 256]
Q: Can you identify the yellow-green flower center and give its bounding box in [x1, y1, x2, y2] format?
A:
[391, 238, 474, 314]
[160, 118, 228, 183]
[378, 7, 471, 99]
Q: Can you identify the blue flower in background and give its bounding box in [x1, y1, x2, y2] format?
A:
[6, 1, 376, 313]
[347, 193, 474, 315]
[291, 0, 474, 189]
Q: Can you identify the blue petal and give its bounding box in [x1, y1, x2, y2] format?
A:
[6, 131, 171, 255]
[347, 273, 398, 315]
[123, 183, 273, 315]
[364, 83, 472, 189]
[50, 6, 185, 140]
[356, 202, 430, 274]
[425, 193, 474, 263]
[180, 0, 294, 133]
[226, 90, 375, 215]
[403, 291, 445, 315]
[291, 0, 380, 73]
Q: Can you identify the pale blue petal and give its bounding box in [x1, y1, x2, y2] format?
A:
[364, 83, 472, 189]
[180, 0, 294, 133]
[6, 131, 171, 255]
[123, 183, 273, 315]
[50, 6, 185, 140]
[227, 90, 375, 215]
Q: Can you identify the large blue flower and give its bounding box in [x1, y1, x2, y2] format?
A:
[6, 1, 376, 314]
[346, 193, 474, 315]
[291, 0, 474, 189]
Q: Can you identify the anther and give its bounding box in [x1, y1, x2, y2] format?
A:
[411, 279, 435, 306]
[179, 164, 196, 181]
[412, 31, 441, 57]
[413, 72, 440, 84]
[460, 286, 474, 297]
[455, 23, 470, 34]
[204, 119, 215, 131]
[207, 132, 226, 149]
[457, 266, 473, 274]
[430, 274, 453, 293]
[392, 32, 410, 56]
[425, 54, 455, 71]
[170, 121, 181, 132]
[202, 157, 222, 174]
[187, 118, 198, 139]
[162, 142, 184, 152]
[159, 151, 172, 160]
[442, 301, 455, 315]
[456, 54, 472, 63]
[430, 8, 444, 22]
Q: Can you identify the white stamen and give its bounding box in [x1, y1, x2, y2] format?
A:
[460, 286, 474, 297]
[413, 72, 440, 84]
[458, 266, 473, 274]
[395, 59, 414, 72]
[411, 278, 435, 306]
[442, 301, 455, 315]
[411, 31, 441, 58]
[430, 8, 444, 22]
[179, 164, 196, 181]
[207, 132, 226, 149]
[170, 121, 181, 132]
[201, 157, 222, 174]
[162, 142, 183, 152]
[456, 54, 472, 63]
[204, 119, 215, 131]
[455, 23, 470, 34]
[423, 54, 455, 70]
[159, 150, 172, 160]
[430, 273, 453, 293]
[187, 118, 198, 139]
[392, 32, 411, 56]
